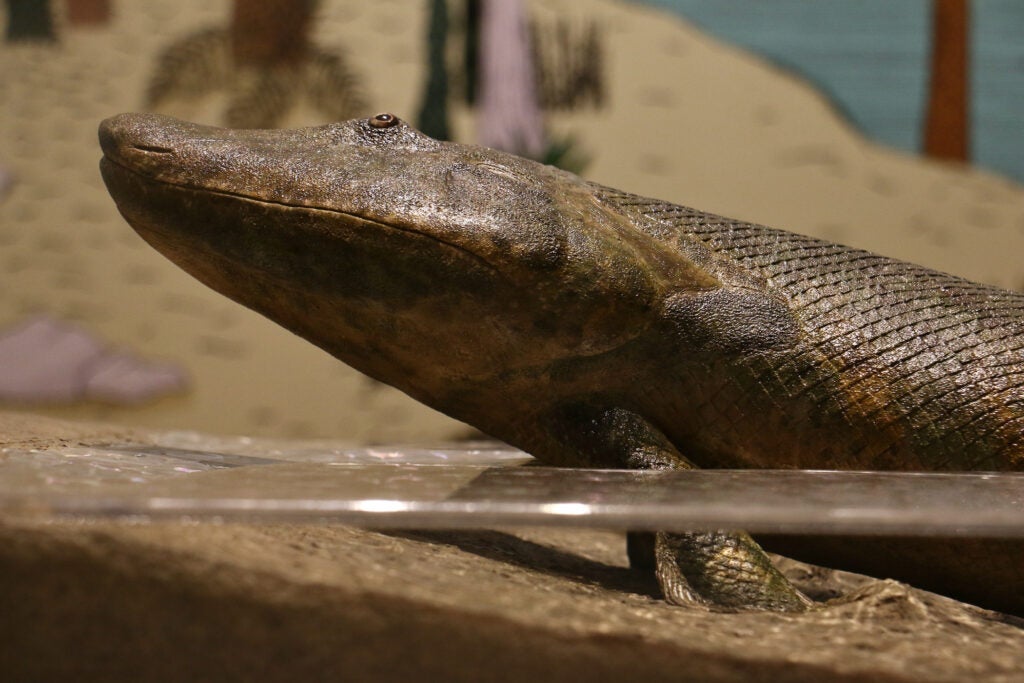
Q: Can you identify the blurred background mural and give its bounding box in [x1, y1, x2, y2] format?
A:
[1, 0, 1023, 440]
[650, 0, 1024, 177]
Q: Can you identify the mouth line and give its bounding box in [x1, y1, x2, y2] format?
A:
[101, 154, 503, 277]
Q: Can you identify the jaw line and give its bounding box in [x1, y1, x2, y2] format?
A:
[101, 154, 504, 277]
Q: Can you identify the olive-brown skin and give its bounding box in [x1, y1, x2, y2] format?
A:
[99, 113, 1024, 615]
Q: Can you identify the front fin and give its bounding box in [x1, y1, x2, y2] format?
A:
[544, 404, 810, 611]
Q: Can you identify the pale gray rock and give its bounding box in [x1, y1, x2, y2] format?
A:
[0, 314, 187, 405]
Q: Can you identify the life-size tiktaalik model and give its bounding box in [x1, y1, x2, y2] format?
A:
[99, 113, 1023, 615]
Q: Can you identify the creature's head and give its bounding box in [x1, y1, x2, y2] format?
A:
[100, 113, 707, 403]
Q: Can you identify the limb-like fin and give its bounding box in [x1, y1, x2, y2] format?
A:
[551, 404, 811, 611]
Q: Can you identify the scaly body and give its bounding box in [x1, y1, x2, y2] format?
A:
[99, 113, 1024, 615]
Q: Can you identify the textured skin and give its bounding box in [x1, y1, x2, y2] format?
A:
[597, 191, 1024, 472]
[98, 113, 1023, 615]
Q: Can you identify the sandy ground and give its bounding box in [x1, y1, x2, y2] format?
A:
[1, 0, 1023, 440]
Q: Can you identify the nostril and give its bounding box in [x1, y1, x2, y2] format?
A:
[133, 144, 174, 155]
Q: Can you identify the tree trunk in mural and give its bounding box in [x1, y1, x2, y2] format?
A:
[416, 0, 451, 141]
[477, 0, 545, 157]
[66, 0, 111, 25]
[147, 0, 365, 130]
[231, 0, 316, 68]
[923, 0, 969, 161]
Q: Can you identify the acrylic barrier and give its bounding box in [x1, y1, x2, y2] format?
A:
[1, 432, 1022, 537]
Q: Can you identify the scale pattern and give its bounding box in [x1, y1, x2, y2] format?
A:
[597, 189, 1024, 470]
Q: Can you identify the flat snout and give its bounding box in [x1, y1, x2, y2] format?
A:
[99, 113, 359, 208]
[99, 113, 208, 177]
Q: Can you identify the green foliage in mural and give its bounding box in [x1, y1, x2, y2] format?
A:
[5, 0, 56, 42]
[462, 0, 481, 105]
[416, 0, 452, 141]
[456, 1, 603, 172]
[539, 134, 591, 175]
[530, 19, 605, 111]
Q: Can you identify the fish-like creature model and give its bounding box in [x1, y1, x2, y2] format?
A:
[100, 113, 1024, 614]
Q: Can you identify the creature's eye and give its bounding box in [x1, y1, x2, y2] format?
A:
[369, 113, 399, 129]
